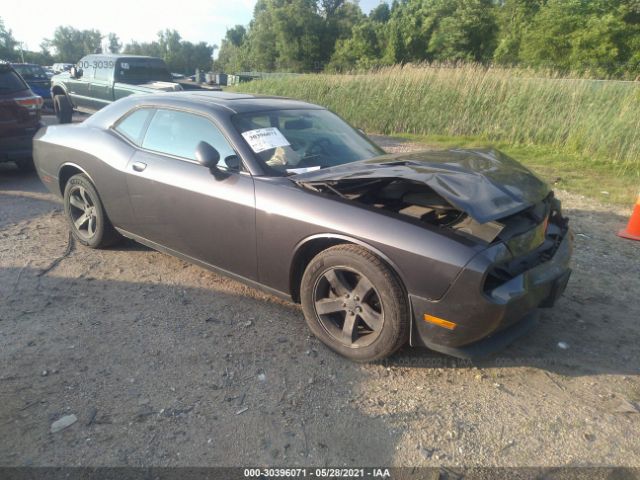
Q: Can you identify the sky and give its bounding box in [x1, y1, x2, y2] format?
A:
[2, 0, 385, 54]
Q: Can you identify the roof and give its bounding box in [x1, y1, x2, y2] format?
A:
[84, 90, 326, 131]
[82, 53, 161, 60]
[133, 90, 324, 114]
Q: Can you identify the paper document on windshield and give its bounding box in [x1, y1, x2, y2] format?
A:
[242, 127, 290, 153]
[286, 166, 321, 175]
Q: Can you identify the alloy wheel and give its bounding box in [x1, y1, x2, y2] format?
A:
[312, 267, 385, 348]
[68, 185, 98, 240]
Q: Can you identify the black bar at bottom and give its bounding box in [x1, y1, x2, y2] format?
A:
[0, 467, 638, 480]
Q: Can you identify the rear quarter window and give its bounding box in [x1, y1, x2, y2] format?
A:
[115, 59, 172, 84]
[114, 108, 154, 145]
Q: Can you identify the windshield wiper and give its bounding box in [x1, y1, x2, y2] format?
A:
[285, 166, 322, 175]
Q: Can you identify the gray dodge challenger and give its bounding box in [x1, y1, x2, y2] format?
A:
[33, 91, 572, 362]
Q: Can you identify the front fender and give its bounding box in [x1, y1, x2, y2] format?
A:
[254, 178, 484, 301]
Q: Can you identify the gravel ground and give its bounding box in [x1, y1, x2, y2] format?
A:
[1, 126, 639, 468]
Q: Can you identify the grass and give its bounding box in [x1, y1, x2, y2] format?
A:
[230, 64, 640, 205]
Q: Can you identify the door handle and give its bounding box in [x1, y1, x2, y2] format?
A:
[132, 161, 147, 172]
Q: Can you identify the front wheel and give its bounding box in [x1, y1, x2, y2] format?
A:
[63, 174, 120, 248]
[53, 94, 73, 124]
[300, 244, 409, 362]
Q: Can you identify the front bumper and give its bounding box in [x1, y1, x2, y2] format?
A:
[410, 222, 573, 359]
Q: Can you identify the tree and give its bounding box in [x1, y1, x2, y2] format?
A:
[319, 0, 345, 18]
[45, 26, 103, 61]
[378, 0, 499, 64]
[328, 20, 387, 70]
[124, 30, 214, 73]
[0, 17, 18, 61]
[519, 0, 640, 77]
[370, 3, 391, 23]
[226, 25, 247, 47]
[107, 33, 122, 54]
[157, 29, 184, 70]
[321, 0, 364, 68]
[328, 4, 392, 71]
[267, 0, 326, 71]
[243, 0, 279, 71]
[100, 0, 640, 78]
[123, 40, 160, 57]
[427, 0, 498, 62]
[22, 49, 54, 65]
[213, 0, 367, 73]
[215, 26, 251, 72]
[493, 0, 544, 65]
[179, 41, 214, 72]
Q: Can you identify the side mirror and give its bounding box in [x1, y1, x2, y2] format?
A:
[223, 155, 241, 171]
[195, 141, 220, 169]
[195, 141, 229, 180]
[70, 66, 83, 79]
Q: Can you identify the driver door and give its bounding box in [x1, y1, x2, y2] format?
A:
[66, 58, 92, 111]
[121, 108, 258, 281]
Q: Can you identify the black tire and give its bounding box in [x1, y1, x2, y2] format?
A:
[63, 174, 120, 248]
[53, 94, 73, 124]
[300, 244, 409, 362]
[15, 157, 35, 172]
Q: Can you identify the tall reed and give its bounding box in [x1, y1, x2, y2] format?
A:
[233, 64, 640, 169]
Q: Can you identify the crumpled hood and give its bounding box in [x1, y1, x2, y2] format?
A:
[294, 149, 550, 224]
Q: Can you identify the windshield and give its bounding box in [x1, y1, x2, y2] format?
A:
[13, 64, 48, 81]
[232, 109, 384, 175]
[115, 58, 173, 84]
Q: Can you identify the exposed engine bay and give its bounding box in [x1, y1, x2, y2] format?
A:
[300, 175, 567, 251]
[300, 178, 508, 243]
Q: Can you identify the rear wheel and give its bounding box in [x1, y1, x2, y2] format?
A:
[63, 174, 120, 248]
[300, 244, 409, 362]
[53, 94, 73, 124]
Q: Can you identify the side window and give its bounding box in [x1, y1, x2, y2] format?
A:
[94, 61, 111, 82]
[77, 56, 94, 80]
[114, 109, 154, 145]
[141, 109, 237, 165]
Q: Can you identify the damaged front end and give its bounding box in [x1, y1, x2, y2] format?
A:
[297, 175, 509, 244]
[294, 149, 573, 358]
[293, 148, 552, 245]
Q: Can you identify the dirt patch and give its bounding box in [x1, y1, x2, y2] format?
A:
[1, 135, 639, 467]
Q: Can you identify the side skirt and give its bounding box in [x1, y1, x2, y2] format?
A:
[115, 227, 294, 303]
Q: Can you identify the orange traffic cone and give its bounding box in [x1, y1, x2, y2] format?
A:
[618, 194, 640, 241]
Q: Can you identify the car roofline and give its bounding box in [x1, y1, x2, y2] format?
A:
[125, 91, 324, 115]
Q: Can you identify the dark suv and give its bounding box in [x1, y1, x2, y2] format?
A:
[0, 61, 43, 171]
